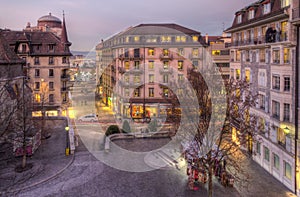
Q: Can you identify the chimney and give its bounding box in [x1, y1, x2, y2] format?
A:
[205, 33, 208, 44]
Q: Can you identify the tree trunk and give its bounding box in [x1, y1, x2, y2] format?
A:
[22, 145, 27, 168]
[208, 164, 213, 197]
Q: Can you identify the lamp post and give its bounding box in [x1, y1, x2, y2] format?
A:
[65, 126, 70, 155]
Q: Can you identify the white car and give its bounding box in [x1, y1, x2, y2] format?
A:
[78, 114, 98, 122]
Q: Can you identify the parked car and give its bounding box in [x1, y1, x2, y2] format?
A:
[78, 114, 98, 122]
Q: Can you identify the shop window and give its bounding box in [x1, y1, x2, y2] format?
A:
[35, 93, 41, 103]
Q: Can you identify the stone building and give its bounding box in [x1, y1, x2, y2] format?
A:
[1, 13, 73, 116]
[226, 0, 300, 193]
[96, 24, 208, 121]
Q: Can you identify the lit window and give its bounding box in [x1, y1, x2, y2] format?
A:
[149, 88, 154, 97]
[134, 36, 140, 42]
[35, 93, 41, 103]
[148, 61, 154, 69]
[163, 61, 169, 69]
[161, 36, 171, 42]
[181, 36, 186, 42]
[149, 74, 154, 83]
[163, 49, 169, 56]
[281, 0, 290, 8]
[192, 48, 199, 57]
[277, 127, 286, 147]
[192, 36, 198, 42]
[126, 37, 130, 43]
[178, 61, 183, 70]
[236, 50, 241, 61]
[212, 50, 220, 56]
[236, 69, 240, 80]
[134, 75, 140, 84]
[125, 61, 130, 70]
[283, 48, 290, 64]
[148, 48, 154, 56]
[245, 69, 251, 82]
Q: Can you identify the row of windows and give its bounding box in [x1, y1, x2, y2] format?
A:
[119, 48, 201, 58]
[272, 101, 290, 121]
[20, 44, 56, 53]
[257, 143, 292, 180]
[34, 81, 55, 90]
[236, 1, 289, 24]
[122, 60, 188, 71]
[34, 57, 69, 65]
[34, 93, 55, 103]
[125, 87, 186, 98]
[272, 75, 290, 91]
[35, 69, 55, 77]
[122, 73, 185, 84]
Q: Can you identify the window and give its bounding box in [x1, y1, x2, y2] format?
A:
[263, 3, 271, 15]
[178, 48, 184, 56]
[49, 82, 54, 90]
[149, 74, 154, 83]
[35, 82, 40, 90]
[163, 61, 169, 69]
[163, 74, 168, 83]
[281, 21, 288, 41]
[284, 103, 290, 121]
[134, 75, 140, 84]
[258, 70, 266, 87]
[48, 44, 54, 51]
[161, 36, 171, 43]
[148, 48, 154, 56]
[281, 0, 290, 8]
[245, 69, 251, 82]
[49, 57, 54, 65]
[134, 49, 140, 58]
[62, 57, 67, 64]
[236, 69, 240, 80]
[34, 93, 41, 103]
[134, 36, 140, 42]
[134, 88, 140, 97]
[237, 14, 242, 23]
[163, 88, 169, 97]
[149, 88, 154, 97]
[236, 50, 241, 61]
[177, 88, 183, 95]
[192, 36, 198, 42]
[125, 61, 130, 70]
[272, 49, 280, 64]
[125, 88, 129, 97]
[264, 146, 270, 162]
[272, 75, 280, 90]
[284, 161, 292, 180]
[258, 94, 266, 110]
[35, 69, 40, 77]
[49, 69, 54, 77]
[259, 49, 265, 62]
[277, 127, 286, 147]
[273, 154, 280, 170]
[256, 142, 261, 155]
[192, 48, 199, 57]
[34, 57, 40, 65]
[192, 60, 198, 68]
[245, 50, 250, 62]
[175, 36, 186, 42]
[148, 61, 154, 70]
[134, 61, 140, 70]
[178, 61, 183, 70]
[163, 49, 169, 56]
[248, 9, 255, 20]
[124, 75, 129, 83]
[284, 76, 290, 91]
[283, 48, 290, 63]
[125, 37, 129, 43]
[21, 44, 26, 53]
[49, 94, 54, 103]
[212, 50, 220, 56]
[272, 100, 280, 119]
[178, 74, 184, 82]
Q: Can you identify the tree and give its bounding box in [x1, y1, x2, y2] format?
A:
[105, 125, 120, 136]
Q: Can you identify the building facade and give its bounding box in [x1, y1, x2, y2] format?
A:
[1, 13, 73, 117]
[226, 0, 299, 193]
[96, 24, 207, 121]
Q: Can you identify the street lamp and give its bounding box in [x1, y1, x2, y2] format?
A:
[65, 126, 70, 155]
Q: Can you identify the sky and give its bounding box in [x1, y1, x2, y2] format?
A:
[0, 0, 254, 51]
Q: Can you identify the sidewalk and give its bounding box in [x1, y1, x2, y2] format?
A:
[0, 124, 74, 195]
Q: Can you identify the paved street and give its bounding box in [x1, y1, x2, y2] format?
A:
[0, 103, 295, 197]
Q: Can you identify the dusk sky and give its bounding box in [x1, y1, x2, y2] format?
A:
[0, 0, 254, 51]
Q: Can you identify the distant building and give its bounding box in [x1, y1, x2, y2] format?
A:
[1, 13, 73, 116]
[96, 24, 207, 120]
[204, 32, 231, 83]
[226, 0, 300, 193]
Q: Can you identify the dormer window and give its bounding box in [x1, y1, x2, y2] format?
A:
[48, 44, 55, 51]
[237, 14, 242, 24]
[263, 2, 271, 15]
[248, 9, 255, 20]
[281, 0, 290, 8]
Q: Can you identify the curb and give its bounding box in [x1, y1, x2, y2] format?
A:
[1, 153, 75, 195]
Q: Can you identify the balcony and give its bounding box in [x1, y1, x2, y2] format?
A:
[61, 74, 70, 80]
[292, 7, 300, 25]
[127, 67, 144, 74]
[61, 87, 68, 92]
[159, 68, 173, 74]
[159, 54, 173, 61]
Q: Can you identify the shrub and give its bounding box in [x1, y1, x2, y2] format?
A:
[105, 125, 120, 136]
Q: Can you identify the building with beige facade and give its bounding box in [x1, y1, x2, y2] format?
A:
[96, 24, 207, 121]
[1, 13, 73, 117]
[226, 0, 300, 194]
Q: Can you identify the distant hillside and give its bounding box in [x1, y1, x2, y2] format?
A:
[71, 51, 96, 59]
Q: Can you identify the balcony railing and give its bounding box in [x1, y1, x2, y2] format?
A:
[159, 54, 173, 60]
[159, 68, 173, 74]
